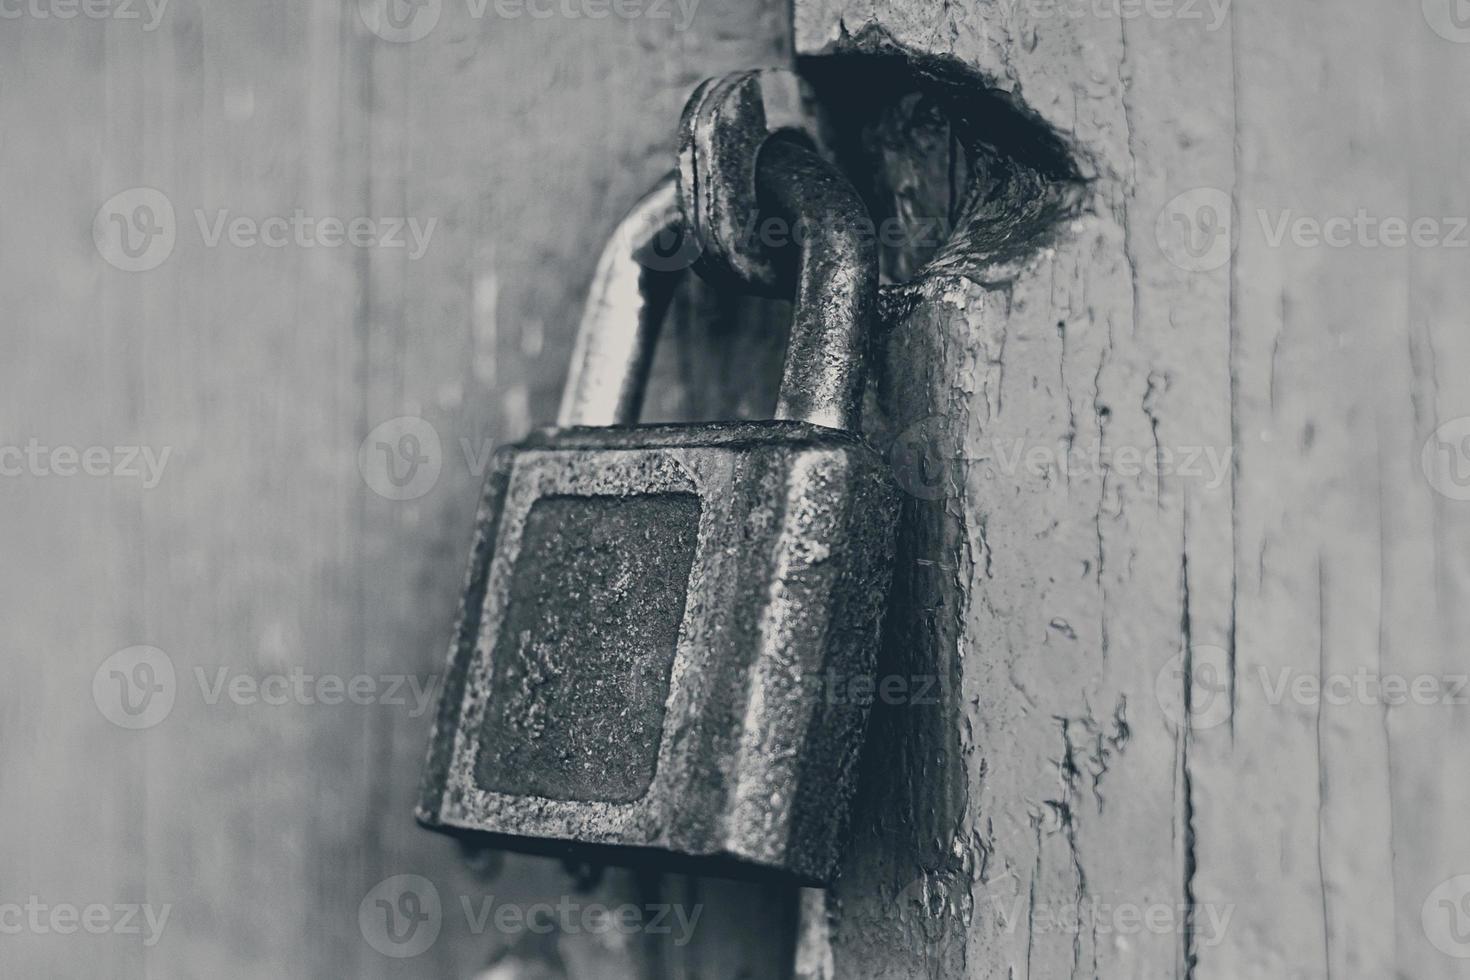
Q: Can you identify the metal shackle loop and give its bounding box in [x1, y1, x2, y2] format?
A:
[678, 68, 878, 432]
[676, 68, 820, 293]
[556, 176, 686, 428]
[559, 68, 879, 433]
[751, 134, 878, 431]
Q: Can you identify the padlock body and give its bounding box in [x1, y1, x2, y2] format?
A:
[418, 420, 899, 884]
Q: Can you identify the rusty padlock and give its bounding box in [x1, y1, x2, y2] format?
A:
[418, 70, 898, 884]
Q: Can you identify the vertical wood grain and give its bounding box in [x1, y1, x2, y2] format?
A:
[0, 2, 792, 976]
[794, 0, 1470, 978]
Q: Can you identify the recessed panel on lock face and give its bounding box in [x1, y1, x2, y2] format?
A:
[431, 438, 740, 847]
[474, 490, 701, 804]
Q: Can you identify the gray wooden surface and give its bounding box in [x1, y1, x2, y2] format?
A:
[8, 0, 1470, 978]
[795, 0, 1470, 978]
[0, 2, 797, 977]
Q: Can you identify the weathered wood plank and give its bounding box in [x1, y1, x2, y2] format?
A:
[795, 1, 1470, 978]
[0, 3, 791, 976]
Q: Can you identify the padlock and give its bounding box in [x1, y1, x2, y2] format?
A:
[418, 71, 899, 884]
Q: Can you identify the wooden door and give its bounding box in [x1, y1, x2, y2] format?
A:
[0, 2, 793, 977]
[6, 0, 1469, 978]
[790, 2, 1470, 978]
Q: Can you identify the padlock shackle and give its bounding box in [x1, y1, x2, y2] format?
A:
[755, 136, 878, 432]
[557, 176, 683, 427]
[560, 135, 878, 432]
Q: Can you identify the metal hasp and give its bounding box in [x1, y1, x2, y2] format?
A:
[417, 68, 898, 885]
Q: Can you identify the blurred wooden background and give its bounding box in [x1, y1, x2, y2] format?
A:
[0, 1, 797, 976]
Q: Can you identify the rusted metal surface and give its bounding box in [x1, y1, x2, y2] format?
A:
[755, 136, 878, 432]
[676, 68, 821, 294]
[420, 81, 898, 885]
[677, 67, 879, 431]
[557, 176, 686, 428]
[418, 421, 898, 884]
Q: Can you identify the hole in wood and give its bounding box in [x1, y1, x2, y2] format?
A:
[800, 52, 1087, 289]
